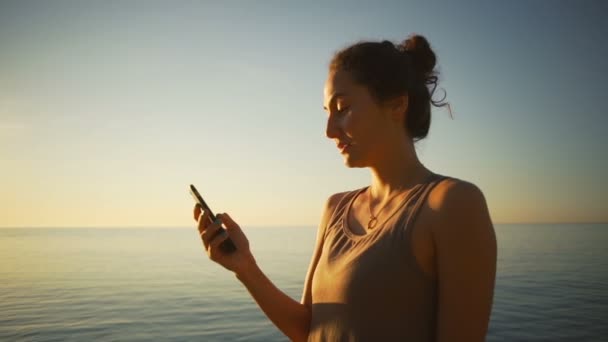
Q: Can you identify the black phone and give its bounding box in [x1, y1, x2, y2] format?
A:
[189, 184, 237, 254]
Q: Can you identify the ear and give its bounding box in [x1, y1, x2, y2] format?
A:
[388, 94, 408, 123]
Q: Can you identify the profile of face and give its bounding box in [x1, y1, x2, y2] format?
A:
[323, 69, 408, 168]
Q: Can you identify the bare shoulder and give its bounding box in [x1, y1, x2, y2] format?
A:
[428, 177, 488, 213]
[425, 177, 497, 341]
[426, 176, 495, 245]
[318, 191, 350, 230]
[327, 191, 350, 208]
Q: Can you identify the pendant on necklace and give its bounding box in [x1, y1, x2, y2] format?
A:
[367, 216, 378, 229]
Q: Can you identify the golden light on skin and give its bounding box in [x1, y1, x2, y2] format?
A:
[322, 69, 408, 171]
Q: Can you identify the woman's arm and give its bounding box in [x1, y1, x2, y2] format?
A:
[232, 193, 341, 342]
[431, 180, 497, 341]
[235, 261, 311, 342]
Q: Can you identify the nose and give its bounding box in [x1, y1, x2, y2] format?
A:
[325, 116, 340, 139]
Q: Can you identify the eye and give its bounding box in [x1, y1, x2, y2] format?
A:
[337, 106, 350, 114]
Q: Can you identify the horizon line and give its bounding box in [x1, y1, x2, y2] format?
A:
[1, 221, 607, 229]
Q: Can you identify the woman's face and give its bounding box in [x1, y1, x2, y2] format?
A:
[323, 69, 403, 168]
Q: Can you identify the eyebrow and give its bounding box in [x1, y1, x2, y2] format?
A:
[323, 92, 348, 111]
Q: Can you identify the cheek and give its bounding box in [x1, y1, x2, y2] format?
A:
[347, 108, 373, 134]
[340, 117, 368, 148]
[340, 113, 361, 137]
[350, 109, 387, 148]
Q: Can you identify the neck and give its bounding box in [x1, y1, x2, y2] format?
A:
[368, 137, 431, 201]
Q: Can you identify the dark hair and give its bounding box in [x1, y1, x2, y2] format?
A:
[329, 34, 451, 142]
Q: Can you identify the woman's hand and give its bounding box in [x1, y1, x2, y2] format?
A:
[193, 204, 257, 276]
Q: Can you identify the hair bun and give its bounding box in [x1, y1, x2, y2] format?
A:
[399, 34, 436, 81]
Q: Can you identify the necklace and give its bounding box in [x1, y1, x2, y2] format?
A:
[366, 187, 408, 229]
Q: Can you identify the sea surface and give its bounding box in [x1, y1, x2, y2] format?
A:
[1, 224, 607, 341]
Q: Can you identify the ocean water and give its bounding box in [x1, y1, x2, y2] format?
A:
[1, 224, 607, 341]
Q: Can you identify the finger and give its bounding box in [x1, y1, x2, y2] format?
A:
[197, 209, 211, 233]
[217, 213, 243, 239]
[217, 212, 239, 231]
[193, 204, 202, 221]
[216, 212, 248, 250]
[201, 227, 226, 251]
[209, 229, 229, 250]
[200, 217, 224, 247]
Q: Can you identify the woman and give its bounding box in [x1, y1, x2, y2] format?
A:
[193, 34, 497, 341]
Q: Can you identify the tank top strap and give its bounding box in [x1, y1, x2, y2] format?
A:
[400, 173, 450, 233]
[324, 188, 366, 238]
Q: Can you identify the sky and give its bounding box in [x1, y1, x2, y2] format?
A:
[1, 1, 607, 228]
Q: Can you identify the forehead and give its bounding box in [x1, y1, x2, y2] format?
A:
[323, 70, 357, 101]
[323, 70, 370, 110]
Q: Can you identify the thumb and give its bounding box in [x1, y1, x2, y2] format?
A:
[217, 213, 247, 242]
[218, 212, 239, 231]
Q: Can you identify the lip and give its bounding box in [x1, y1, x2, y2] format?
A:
[337, 142, 352, 153]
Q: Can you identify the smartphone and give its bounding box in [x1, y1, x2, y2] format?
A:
[189, 184, 237, 254]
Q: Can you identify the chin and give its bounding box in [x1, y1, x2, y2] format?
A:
[343, 154, 368, 168]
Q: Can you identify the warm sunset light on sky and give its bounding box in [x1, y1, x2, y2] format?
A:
[1, 1, 606, 228]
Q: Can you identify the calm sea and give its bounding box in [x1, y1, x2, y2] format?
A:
[1, 224, 607, 341]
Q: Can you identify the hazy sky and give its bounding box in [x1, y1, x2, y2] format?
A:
[1, 1, 606, 228]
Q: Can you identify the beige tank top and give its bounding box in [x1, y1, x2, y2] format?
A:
[302, 173, 448, 341]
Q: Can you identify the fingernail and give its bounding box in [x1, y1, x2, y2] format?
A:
[214, 217, 222, 225]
